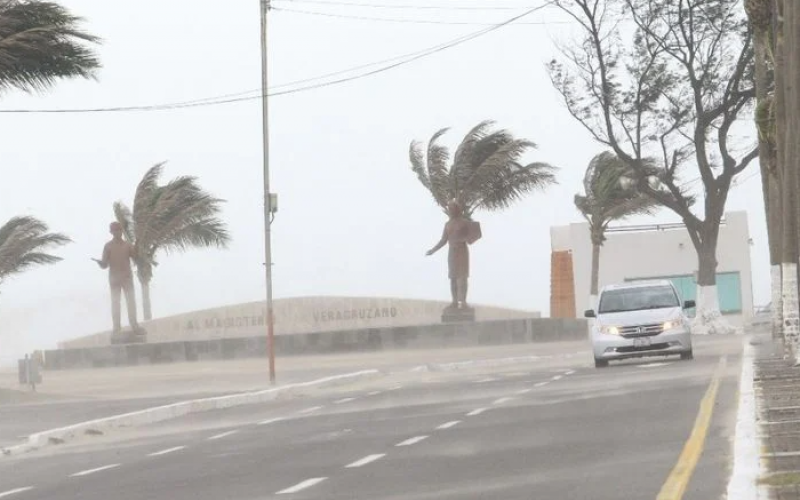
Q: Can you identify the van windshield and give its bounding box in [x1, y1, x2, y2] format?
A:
[598, 285, 680, 313]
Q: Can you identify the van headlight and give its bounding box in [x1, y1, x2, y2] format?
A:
[663, 320, 680, 330]
[600, 325, 621, 335]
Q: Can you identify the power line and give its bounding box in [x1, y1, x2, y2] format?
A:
[0, 1, 555, 114]
[271, 5, 564, 25]
[275, 0, 545, 10]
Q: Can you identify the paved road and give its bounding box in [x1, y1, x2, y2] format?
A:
[0, 336, 743, 499]
[0, 342, 586, 448]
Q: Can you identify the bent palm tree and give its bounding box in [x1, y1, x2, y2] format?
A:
[409, 120, 557, 217]
[0, 216, 70, 290]
[574, 152, 658, 306]
[0, 0, 100, 93]
[114, 163, 230, 321]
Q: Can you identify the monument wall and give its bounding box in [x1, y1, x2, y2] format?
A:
[59, 296, 540, 349]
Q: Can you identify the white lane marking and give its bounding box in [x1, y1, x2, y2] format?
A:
[637, 362, 672, 368]
[208, 430, 239, 441]
[516, 388, 532, 395]
[437, 420, 461, 430]
[396, 435, 428, 447]
[534, 381, 549, 387]
[492, 397, 515, 405]
[368, 391, 382, 396]
[335, 397, 357, 404]
[467, 408, 488, 416]
[148, 446, 186, 457]
[389, 385, 403, 391]
[0, 488, 34, 498]
[299, 406, 324, 414]
[257, 417, 285, 426]
[726, 339, 760, 500]
[564, 370, 576, 375]
[70, 464, 121, 477]
[276, 477, 327, 495]
[552, 375, 563, 381]
[345, 453, 386, 468]
[475, 377, 496, 383]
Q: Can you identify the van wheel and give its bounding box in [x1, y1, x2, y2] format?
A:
[594, 358, 609, 368]
[680, 350, 694, 361]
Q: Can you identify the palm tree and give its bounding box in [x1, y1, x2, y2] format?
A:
[114, 163, 230, 321]
[409, 120, 557, 218]
[574, 152, 658, 307]
[0, 216, 70, 290]
[0, 0, 100, 93]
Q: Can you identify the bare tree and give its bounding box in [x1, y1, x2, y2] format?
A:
[549, 0, 756, 334]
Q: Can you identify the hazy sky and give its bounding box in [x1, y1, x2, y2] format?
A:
[0, 0, 766, 363]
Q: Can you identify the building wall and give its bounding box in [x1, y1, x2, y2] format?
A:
[59, 296, 540, 349]
[550, 211, 754, 325]
[550, 250, 576, 318]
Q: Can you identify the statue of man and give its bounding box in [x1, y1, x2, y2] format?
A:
[93, 222, 139, 333]
[426, 200, 480, 309]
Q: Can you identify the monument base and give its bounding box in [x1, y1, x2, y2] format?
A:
[441, 305, 475, 323]
[110, 327, 147, 345]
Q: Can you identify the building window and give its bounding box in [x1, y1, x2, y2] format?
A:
[625, 271, 742, 315]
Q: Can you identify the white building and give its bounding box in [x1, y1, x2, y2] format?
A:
[550, 211, 754, 326]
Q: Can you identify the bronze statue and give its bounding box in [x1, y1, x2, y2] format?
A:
[426, 200, 481, 310]
[93, 222, 139, 333]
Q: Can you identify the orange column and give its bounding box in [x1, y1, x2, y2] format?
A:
[550, 251, 576, 318]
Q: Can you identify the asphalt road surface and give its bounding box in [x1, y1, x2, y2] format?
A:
[0, 343, 586, 449]
[0, 336, 743, 500]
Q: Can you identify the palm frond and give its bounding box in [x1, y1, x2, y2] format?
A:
[408, 121, 557, 215]
[113, 201, 135, 242]
[158, 218, 230, 255]
[460, 139, 536, 208]
[0, 0, 100, 94]
[575, 151, 660, 236]
[132, 162, 166, 249]
[120, 164, 230, 283]
[409, 140, 432, 193]
[474, 161, 557, 211]
[426, 128, 451, 209]
[453, 120, 495, 173]
[0, 215, 70, 282]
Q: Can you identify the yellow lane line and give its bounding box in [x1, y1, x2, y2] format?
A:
[656, 356, 727, 500]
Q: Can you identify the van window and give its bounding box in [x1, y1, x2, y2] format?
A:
[598, 285, 680, 313]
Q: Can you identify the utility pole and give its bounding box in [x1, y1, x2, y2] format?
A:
[260, 0, 276, 384]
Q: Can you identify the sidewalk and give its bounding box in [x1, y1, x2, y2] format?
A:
[753, 335, 800, 498]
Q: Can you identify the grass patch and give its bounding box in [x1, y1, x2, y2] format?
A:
[760, 472, 800, 486]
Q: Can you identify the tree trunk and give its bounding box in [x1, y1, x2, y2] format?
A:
[769, 174, 784, 339]
[755, 7, 784, 339]
[141, 279, 153, 321]
[777, 0, 800, 361]
[590, 241, 600, 309]
[788, 0, 800, 362]
[689, 221, 737, 335]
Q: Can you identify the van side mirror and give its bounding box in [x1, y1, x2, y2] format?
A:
[584, 309, 596, 318]
[684, 300, 696, 309]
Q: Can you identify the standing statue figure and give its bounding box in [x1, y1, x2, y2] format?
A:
[93, 222, 140, 334]
[426, 200, 481, 311]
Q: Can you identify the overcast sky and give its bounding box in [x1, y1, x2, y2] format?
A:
[0, 0, 767, 363]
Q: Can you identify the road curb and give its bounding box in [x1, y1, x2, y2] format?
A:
[1, 369, 380, 457]
[725, 335, 764, 500]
